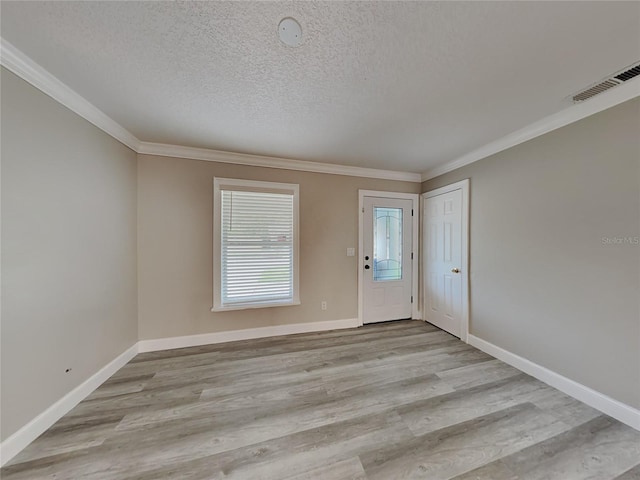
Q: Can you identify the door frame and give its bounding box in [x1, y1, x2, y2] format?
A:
[358, 190, 420, 326]
[421, 179, 470, 342]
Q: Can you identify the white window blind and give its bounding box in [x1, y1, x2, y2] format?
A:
[214, 179, 299, 310]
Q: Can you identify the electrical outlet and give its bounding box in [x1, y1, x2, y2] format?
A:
[321, 301, 327, 310]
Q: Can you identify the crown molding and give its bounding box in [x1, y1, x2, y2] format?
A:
[421, 76, 640, 182]
[0, 38, 141, 151]
[138, 142, 422, 182]
[7, 35, 635, 185]
[1, 36, 419, 182]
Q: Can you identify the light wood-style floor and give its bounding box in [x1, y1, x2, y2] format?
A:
[2, 320, 639, 479]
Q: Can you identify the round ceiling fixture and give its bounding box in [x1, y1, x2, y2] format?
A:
[278, 17, 302, 47]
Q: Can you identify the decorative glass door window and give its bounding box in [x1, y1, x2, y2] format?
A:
[373, 207, 403, 281]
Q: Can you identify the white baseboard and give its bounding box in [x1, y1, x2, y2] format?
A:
[0, 343, 139, 467]
[468, 334, 640, 431]
[138, 318, 360, 353]
[0, 318, 360, 465]
[16, 322, 633, 467]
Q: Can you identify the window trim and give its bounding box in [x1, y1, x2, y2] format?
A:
[212, 177, 300, 312]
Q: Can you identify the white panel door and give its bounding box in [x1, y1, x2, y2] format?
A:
[363, 197, 413, 324]
[423, 189, 463, 337]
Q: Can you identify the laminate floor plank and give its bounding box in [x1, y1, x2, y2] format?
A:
[436, 358, 522, 389]
[119, 411, 412, 480]
[398, 373, 548, 436]
[360, 403, 570, 480]
[2, 320, 637, 480]
[7, 419, 118, 464]
[497, 415, 640, 480]
[282, 457, 367, 480]
[148, 331, 455, 381]
[449, 460, 519, 480]
[132, 323, 430, 367]
[614, 464, 640, 480]
[521, 385, 603, 428]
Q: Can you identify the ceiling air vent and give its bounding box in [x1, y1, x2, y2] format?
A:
[614, 64, 640, 82]
[572, 61, 640, 103]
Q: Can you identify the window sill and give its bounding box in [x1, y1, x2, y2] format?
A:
[211, 300, 300, 313]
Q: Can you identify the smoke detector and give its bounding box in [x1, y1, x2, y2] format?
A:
[278, 17, 302, 47]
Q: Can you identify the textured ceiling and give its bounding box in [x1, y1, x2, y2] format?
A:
[1, 1, 639, 173]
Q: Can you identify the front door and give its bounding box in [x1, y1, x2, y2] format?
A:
[362, 196, 413, 324]
[423, 189, 463, 337]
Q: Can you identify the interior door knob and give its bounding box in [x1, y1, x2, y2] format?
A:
[365, 265, 370, 270]
[451, 268, 460, 273]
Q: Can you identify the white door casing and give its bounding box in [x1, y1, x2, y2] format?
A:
[422, 179, 469, 341]
[359, 192, 418, 325]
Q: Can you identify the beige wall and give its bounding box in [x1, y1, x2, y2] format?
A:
[422, 98, 640, 409]
[0, 68, 138, 441]
[137, 154, 420, 340]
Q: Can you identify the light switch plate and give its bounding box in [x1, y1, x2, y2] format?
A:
[346, 247, 355, 257]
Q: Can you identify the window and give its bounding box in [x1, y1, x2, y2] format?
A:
[213, 178, 299, 311]
[373, 206, 403, 281]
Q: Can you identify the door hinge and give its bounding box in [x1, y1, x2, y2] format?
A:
[411, 252, 414, 260]
[411, 209, 414, 216]
[411, 295, 414, 303]
[362, 207, 365, 213]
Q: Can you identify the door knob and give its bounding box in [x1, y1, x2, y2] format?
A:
[451, 268, 460, 273]
[365, 265, 370, 270]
